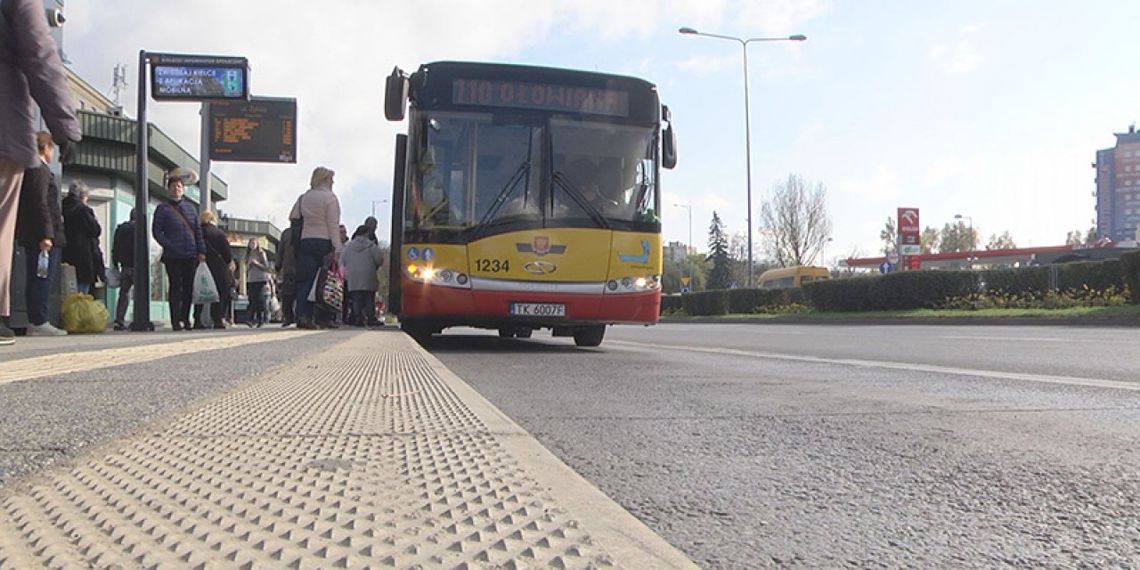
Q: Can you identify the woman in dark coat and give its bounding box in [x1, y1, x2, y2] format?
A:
[61, 181, 101, 294]
[193, 210, 233, 329]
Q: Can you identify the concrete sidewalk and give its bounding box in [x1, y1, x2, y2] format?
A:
[0, 331, 695, 568]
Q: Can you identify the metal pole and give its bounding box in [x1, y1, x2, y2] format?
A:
[131, 50, 151, 331]
[198, 102, 211, 215]
[687, 205, 693, 290]
[741, 39, 754, 288]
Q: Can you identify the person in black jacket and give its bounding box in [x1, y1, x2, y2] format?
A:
[111, 209, 135, 330]
[15, 132, 66, 335]
[194, 210, 233, 329]
[61, 181, 102, 294]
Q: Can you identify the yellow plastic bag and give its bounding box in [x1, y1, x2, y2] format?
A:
[61, 293, 109, 334]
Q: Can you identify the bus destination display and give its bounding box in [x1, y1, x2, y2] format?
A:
[208, 98, 297, 163]
[149, 54, 249, 101]
[452, 79, 629, 117]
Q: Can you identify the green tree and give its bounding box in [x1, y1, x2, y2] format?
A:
[1066, 227, 1098, 246]
[880, 217, 897, 255]
[663, 251, 707, 293]
[985, 231, 1017, 250]
[940, 221, 978, 252]
[707, 211, 733, 289]
[920, 226, 941, 254]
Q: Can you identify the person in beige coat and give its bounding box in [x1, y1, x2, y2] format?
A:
[288, 166, 342, 328]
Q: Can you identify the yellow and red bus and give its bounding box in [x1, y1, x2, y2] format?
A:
[384, 61, 677, 346]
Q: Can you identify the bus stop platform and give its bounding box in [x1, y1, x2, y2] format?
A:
[0, 330, 695, 569]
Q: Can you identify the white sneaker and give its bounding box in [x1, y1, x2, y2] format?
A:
[27, 322, 68, 336]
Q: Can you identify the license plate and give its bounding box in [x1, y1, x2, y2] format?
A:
[509, 303, 566, 317]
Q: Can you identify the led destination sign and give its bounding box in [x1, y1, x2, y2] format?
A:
[452, 78, 629, 117]
[209, 98, 297, 163]
[149, 53, 249, 101]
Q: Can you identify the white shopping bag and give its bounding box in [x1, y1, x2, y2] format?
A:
[192, 262, 220, 305]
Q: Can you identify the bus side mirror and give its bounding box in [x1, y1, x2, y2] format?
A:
[385, 67, 407, 121]
[662, 124, 677, 170]
[661, 104, 677, 169]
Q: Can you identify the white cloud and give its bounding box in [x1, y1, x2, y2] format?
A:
[674, 53, 739, 74]
[62, 0, 569, 227]
[929, 21, 986, 76]
[834, 167, 900, 201]
[736, 0, 831, 37]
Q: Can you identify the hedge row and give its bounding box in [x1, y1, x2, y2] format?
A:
[802, 270, 978, 312]
[1123, 251, 1140, 304]
[666, 257, 1134, 315]
[980, 260, 1125, 297]
[675, 288, 805, 316]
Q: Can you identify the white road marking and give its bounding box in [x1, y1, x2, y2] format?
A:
[611, 339, 1140, 393]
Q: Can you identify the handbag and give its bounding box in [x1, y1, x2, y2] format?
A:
[319, 264, 345, 312]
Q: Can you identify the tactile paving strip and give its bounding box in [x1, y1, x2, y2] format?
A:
[0, 332, 695, 569]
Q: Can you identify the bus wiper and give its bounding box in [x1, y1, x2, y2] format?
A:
[471, 159, 530, 239]
[552, 171, 610, 229]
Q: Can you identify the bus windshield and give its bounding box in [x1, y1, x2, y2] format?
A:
[408, 111, 658, 233]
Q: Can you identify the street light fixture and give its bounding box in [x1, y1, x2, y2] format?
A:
[371, 199, 389, 218]
[679, 26, 806, 287]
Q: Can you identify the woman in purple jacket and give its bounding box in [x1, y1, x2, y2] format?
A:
[152, 167, 205, 331]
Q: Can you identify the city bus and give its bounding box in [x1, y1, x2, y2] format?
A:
[383, 61, 677, 346]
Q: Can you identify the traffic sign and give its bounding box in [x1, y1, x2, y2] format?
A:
[209, 98, 297, 163]
[680, 276, 691, 287]
[149, 53, 250, 101]
[879, 261, 894, 274]
[886, 251, 900, 265]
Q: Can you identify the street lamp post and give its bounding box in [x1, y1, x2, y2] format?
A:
[821, 237, 833, 267]
[371, 199, 389, 218]
[679, 27, 806, 287]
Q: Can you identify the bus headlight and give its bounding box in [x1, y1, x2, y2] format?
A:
[406, 264, 471, 289]
[604, 275, 660, 294]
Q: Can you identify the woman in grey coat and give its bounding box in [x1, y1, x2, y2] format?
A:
[340, 225, 384, 326]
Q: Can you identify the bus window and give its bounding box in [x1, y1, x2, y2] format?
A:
[550, 119, 656, 226]
[412, 112, 540, 230]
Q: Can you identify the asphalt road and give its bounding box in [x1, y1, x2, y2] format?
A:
[425, 323, 1140, 569]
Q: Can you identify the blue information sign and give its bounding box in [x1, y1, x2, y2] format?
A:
[149, 53, 249, 101]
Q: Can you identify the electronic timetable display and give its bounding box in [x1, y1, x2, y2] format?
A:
[208, 98, 297, 163]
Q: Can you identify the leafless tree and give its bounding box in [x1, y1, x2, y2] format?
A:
[759, 174, 833, 267]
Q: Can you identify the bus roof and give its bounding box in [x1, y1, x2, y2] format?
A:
[758, 266, 830, 281]
[409, 61, 662, 124]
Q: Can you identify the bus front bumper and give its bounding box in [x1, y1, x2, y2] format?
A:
[400, 284, 660, 325]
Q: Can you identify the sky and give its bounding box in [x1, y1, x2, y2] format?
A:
[59, 0, 1140, 264]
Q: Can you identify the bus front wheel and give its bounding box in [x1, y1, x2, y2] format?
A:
[573, 326, 605, 347]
